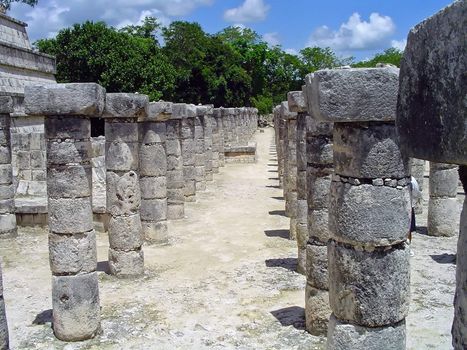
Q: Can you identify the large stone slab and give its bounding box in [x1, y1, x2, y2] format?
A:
[305, 67, 399, 123]
[396, 1, 466, 165]
[24, 83, 105, 116]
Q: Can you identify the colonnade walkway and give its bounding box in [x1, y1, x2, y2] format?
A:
[0, 127, 460, 349]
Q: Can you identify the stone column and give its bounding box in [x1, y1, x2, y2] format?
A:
[288, 91, 308, 275]
[411, 158, 425, 214]
[0, 97, 16, 238]
[166, 106, 185, 219]
[394, 4, 466, 346]
[306, 67, 411, 349]
[277, 107, 286, 189]
[428, 162, 459, 236]
[301, 84, 334, 335]
[25, 83, 103, 341]
[0, 263, 8, 349]
[180, 104, 197, 202]
[201, 105, 214, 181]
[194, 106, 207, 191]
[104, 93, 146, 277]
[211, 108, 221, 172]
[139, 102, 169, 244]
[214, 108, 225, 167]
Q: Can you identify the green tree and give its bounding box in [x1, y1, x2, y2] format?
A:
[299, 46, 353, 75]
[36, 21, 175, 101]
[352, 48, 403, 68]
[0, 0, 37, 11]
[119, 16, 160, 42]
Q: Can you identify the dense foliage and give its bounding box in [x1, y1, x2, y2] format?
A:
[36, 17, 403, 114]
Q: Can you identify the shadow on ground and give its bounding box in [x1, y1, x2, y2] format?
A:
[265, 258, 297, 272]
[271, 196, 284, 201]
[430, 253, 456, 264]
[97, 261, 110, 274]
[264, 229, 289, 239]
[32, 309, 52, 325]
[269, 210, 286, 217]
[270, 306, 305, 330]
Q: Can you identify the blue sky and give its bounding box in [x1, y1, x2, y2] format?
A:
[9, 0, 454, 60]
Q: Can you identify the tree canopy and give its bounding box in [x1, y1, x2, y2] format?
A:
[35, 17, 403, 114]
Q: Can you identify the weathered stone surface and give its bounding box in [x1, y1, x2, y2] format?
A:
[167, 203, 184, 220]
[429, 163, 459, 198]
[0, 214, 16, 237]
[327, 314, 406, 350]
[48, 197, 93, 234]
[25, 83, 105, 116]
[108, 249, 144, 277]
[453, 180, 467, 349]
[139, 144, 166, 177]
[427, 197, 460, 237]
[0, 96, 13, 114]
[0, 165, 11, 185]
[396, 1, 467, 165]
[45, 116, 91, 140]
[308, 174, 331, 210]
[305, 283, 331, 336]
[140, 176, 166, 199]
[105, 141, 138, 172]
[108, 215, 143, 251]
[308, 208, 331, 243]
[287, 91, 306, 113]
[0, 298, 8, 350]
[0, 200, 13, 214]
[49, 231, 97, 274]
[306, 67, 399, 123]
[106, 171, 141, 216]
[329, 181, 411, 246]
[139, 122, 166, 144]
[328, 241, 410, 327]
[52, 273, 100, 341]
[47, 165, 92, 198]
[333, 122, 410, 179]
[47, 140, 91, 166]
[307, 136, 333, 165]
[103, 93, 148, 119]
[146, 101, 172, 122]
[306, 243, 328, 290]
[140, 198, 167, 222]
[105, 122, 139, 143]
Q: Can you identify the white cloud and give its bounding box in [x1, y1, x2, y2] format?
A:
[284, 48, 298, 55]
[263, 32, 280, 46]
[307, 12, 396, 51]
[8, 0, 213, 42]
[391, 38, 407, 51]
[223, 0, 270, 23]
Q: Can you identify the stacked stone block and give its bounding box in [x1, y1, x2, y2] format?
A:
[211, 108, 222, 171]
[103, 93, 146, 277]
[287, 91, 308, 274]
[0, 96, 16, 238]
[194, 107, 207, 192]
[306, 67, 411, 349]
[201, 105, 214, 181]
[276, 107, 286, 189]
[180, 104, 197, 202]
[279, 102, 296, 240]
[213, 108, 225, 167]
[410, 158, 425, 214]
[25, 83, 103, 341]
[301, 81, 334, 335]
[428, 162, 459, 236]
[166, 105, 185, 219]
[0, 263, 7, 349]
[139, 102, 169, 244]
[396, 4, 466, 348]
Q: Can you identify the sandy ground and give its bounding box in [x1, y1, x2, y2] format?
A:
[0, 127, 463, 350]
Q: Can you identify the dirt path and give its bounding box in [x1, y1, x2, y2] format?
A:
[0, 127, 461, 349]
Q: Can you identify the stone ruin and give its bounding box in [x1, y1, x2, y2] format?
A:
[0, 1, 465, 349]
[274, 2, 465, 348]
